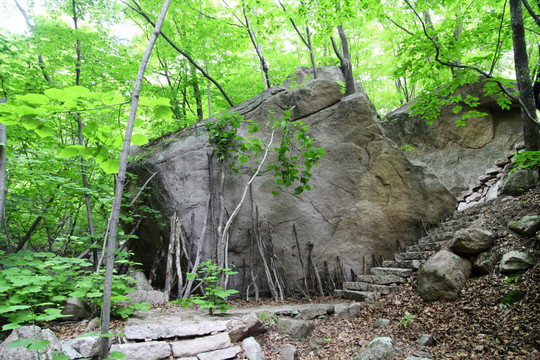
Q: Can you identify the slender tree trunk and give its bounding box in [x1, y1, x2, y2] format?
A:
[72, 0, 97, 268]
[98, 1, 171, 358]
[242, 6, 271, 89]
[510, 0, 540, 150]
[331, 25, 355, 96]
[0, 96, 6, 227]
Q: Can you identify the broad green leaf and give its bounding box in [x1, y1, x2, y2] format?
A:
[131, 133, 148, 146]
[44, 88, 67, 100]
[3, 323, 22, 331]
[28, 339, 50, 350]
[52, 354, 70, 360]
[6, 338, 33, 348]
[100, 159, 119, 174]
[17, 93, 50, 105]
[65, 86, 91, 98]
[35, 125, 54, 138]
[154, 106, 173, 120]
[109, 351, 127, 359]
[58, 145, 85, 158]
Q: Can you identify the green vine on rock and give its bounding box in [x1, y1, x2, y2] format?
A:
[205, 109, 325, 196]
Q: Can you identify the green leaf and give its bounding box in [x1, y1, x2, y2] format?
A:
[100, 159, 120, 174]
[18, 93, 50, 105]
[6, 338, 33, 348]
[34, 125, 54, 138]
[131, 133, 149, 146]
[109, 351, 127, 359]
[28, 339, 50, 350]
[154, 106, 173, 120]
[58, 145, 85, 158]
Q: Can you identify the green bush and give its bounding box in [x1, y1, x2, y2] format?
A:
[177, 260, 239, 315]
[0, 250, 148, 331]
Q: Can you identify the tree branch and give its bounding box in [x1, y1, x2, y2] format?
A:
[522, 0, 540, 27]
[125, 0, 235, 107]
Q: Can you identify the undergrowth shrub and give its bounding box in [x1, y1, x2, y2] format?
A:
[0, 250, 148, 332]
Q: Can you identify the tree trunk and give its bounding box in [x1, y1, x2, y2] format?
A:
[331, 25, 355, 96]
[243, 6, 271, 89]
[510, 0, 540, 150]
[0, 97, 6, 227]
[98, 0, 171, 358]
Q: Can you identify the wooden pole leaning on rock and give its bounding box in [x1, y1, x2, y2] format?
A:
[163, 212, 177, 302]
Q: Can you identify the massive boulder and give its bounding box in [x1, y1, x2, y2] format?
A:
[126, 78, 456, 294]
[382, 81, 523, 195]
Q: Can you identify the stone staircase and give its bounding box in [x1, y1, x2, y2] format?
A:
[340, 211, 483, 301]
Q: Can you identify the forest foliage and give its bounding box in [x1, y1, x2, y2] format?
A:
[0, 0, 539, 336]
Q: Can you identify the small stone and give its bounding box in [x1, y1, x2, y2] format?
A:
[334, 303, 363, 319]
[354, 337, 397, 360]
[277, 318, 314, 340]
[242, 337, 265, 360]
[478, 174, 493, 183]
[87, 317, 100, 331]
[416, 334, 435, 346]
[495, 157, 510, 167]
[473, 250, 501, 275]
[374, 318, 391, 328]
[309, 337, 327, 350]
[499, 251, 537, 274]
[508, 214, 540, 237]
[278, 344, 297, 360]
[61, 298, 91, 321]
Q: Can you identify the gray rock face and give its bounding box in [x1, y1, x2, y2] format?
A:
[227, 313, 266, 343]
[473, 250, 501, 275]
[129, 271, 153, 290]
[61, 298, 90, 321]
[508, 214, 540, 237]
[382, 81, 523, 195]
[124, 320, 228, 340]
[500, 168, 540, 195]
[170, 332, 231, 358]
[277, 318, 315, 340]
[417, 250, 472, 301]
[122, 289, 166, 305]
[127, 78, 456, 293]
[110, 342, 171, 360]
[449, 227, 494, 255]
[0, 326, 62, 360]
[499, 251, 537, 274]
[354, 337, 397, 360]
[60, 335, 99, 359]
[242, 337, 265, 360]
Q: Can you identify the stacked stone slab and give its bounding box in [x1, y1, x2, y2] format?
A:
[456, 145, 523, 211]
[340, 208, 481, 300]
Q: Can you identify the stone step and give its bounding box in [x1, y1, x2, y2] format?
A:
[335, 289, 381, 302]
[395, 251, 431, 261]
[343, 282, 401, 295]
[354, 274, 407, 285]
[419, 231, 455, 244]
[370, 267, 413, 278]
[406, 241, 446, 252]
[382, 259, 424, 269]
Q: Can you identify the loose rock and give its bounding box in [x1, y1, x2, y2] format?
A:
[354, 337, 397, 360]
[499, 250, 537, 274]
[417, 250, 472, 301]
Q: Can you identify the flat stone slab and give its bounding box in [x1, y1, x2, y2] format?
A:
[197, 346, 242, 360]
[170, 332, 231, 358]
[341, 290, 380, 301]
[354, 274, 407, 284]
[124, 321, 228, 340]
[370, 267, 413, 277]
[344, 282, 401, 295]
[110, 341, 171, 360]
